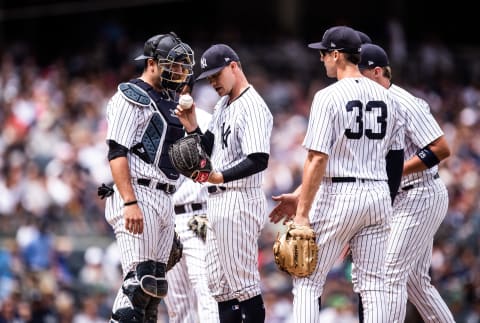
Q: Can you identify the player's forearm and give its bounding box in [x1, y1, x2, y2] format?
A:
[296, 151, 328, 220]
[403, 136, 450, 176]
[109, 157, 136, 203]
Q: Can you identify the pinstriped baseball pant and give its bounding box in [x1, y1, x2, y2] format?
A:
[164, 212, 219, 322]
[385, 182, 454, 323]
[293, 180, 391, 323]
[105, 185, 175, 313]
[205, 187, 267, 302]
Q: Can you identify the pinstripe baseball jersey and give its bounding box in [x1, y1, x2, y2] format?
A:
[382, 84, 454, 323]
[106, 91, 177, 186]
[303, 77, 404, 178]
[293, 75, 405, 323]
[389, 84, 444, 187]
[208, 86, 273, 188]
[205, 84, 273, 305]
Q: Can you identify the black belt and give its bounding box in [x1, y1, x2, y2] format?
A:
[331, 177, 357, 183]
[174, 203, 204, 214]
[207, 186, 227, 194]
[402, 173, 439, 191]
[137, 178, 176, 194]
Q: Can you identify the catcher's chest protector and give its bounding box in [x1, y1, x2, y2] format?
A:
[125, 79, 185, 180]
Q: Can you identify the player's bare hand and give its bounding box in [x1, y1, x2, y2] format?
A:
[175, 103, 198, 132]
[207, 171, 223, 184]
[124, 204, 144, 234]
[269, 193, 298, 224]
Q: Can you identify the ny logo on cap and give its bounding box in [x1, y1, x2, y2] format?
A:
[201, 57, 207, 69]
[330, 42, 337, 48]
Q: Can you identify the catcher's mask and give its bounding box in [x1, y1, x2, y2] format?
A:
[136, 32, 195, 92]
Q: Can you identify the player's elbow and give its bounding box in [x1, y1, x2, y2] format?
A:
[431, 136, 451, 161]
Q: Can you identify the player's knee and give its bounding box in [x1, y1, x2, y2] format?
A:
[137, 260, 168, 298]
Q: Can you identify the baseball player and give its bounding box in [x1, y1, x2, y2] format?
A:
[175, 43, 273, 323]
[268, 26, 405, 323]
[356, 43, 454, 323]
[164, 107, 220, 323]
[104, 32, 195, 323]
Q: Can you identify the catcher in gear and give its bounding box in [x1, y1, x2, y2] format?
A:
[273, 222, 318, 277]
[168, 134, 213, 183]
[104, 31, 195, 323]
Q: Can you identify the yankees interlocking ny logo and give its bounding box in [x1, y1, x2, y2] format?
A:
[201, 57, 207, 69]
[221, 123, 231, 149]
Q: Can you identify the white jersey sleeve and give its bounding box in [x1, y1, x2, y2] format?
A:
[106, 91, 144, 148]
[389, 84, 444, 185]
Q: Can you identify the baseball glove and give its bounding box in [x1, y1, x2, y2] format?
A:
[166, 230, 183, 271]
[168, 134, 212, 183]
[273, 222, 318, 278]
[187, 215, 208, 242]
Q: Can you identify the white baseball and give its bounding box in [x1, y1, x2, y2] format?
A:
[179, 94, 193, 109]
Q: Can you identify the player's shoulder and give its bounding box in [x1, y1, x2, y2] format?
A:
[390, 84, 431, 112]
[242, 86, 273, 116]
[117, 82, 151, 107]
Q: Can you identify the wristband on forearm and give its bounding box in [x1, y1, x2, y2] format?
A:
[124, 200, 138, 206]
[416, 147, 440, 168]
[187, 126, 202, 135]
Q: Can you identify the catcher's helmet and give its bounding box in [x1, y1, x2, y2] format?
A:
[136, 32, 195, 92]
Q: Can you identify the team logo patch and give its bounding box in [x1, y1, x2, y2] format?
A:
[201, 57, 207, 69]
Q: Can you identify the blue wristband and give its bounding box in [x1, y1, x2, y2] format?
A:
[416, 147, 440, 168]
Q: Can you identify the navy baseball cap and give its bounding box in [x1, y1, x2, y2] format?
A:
[357, 30, 372, 44]
[308, 26, 362, 54]
[358, 44, 390, 69]
[196, 44, 240, 80]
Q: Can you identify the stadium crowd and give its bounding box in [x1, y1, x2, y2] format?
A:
[0, 25, 479, 322]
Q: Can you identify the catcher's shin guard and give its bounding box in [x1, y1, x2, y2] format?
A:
[144, 297, 162, 323]
[111, 260, 168, 322]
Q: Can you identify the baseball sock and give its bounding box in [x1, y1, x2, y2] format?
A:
[357, 293, 364, 323]
[218, 299, 242, 323]
[239, 294, 265, 323]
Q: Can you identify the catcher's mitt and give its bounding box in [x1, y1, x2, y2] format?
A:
[168, 134, 212, 182]
[273, 222, 318, 277]
[166, 231, 183, 271]
[187, 215, 208, 242]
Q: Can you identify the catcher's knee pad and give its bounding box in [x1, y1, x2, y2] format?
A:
[137, 260, 168, 298]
